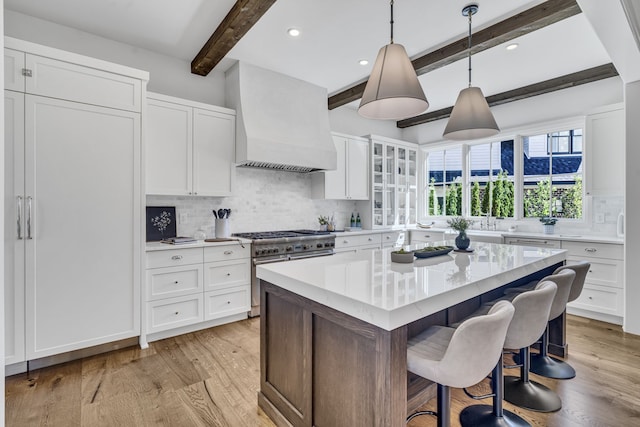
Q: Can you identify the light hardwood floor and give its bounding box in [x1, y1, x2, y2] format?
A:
[5, 315, 640, 426]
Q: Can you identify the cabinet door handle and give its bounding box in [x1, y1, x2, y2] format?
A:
[368, 237, 373, 241]
[175, 311, 179, 315]
[343, 240, 349, 244]
[226, 273, 231, 276]
[224, 250, 233, 255]
[26, 196, 33, 239]
[16, 196, 23, 240]
[174, 281, 179, 284]
[171, 255, 183, 260]
[585, 248, 597, 253]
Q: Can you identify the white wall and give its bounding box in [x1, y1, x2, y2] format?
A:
[624, 80, 640, 335]
[402, 77, 623, 144]
[329, 106, 402, 140]
[4, 10, 226, 106]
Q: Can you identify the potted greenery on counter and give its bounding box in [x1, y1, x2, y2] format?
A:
[447, 216, 474, 250]
[540, 216, 557, 234]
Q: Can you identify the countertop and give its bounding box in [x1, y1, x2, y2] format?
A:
[146, 237, 252, 251]
[257, 241, 566, 331]
[334, 227, 623, 245]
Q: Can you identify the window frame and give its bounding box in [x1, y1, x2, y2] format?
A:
[420, 117, 585, 223]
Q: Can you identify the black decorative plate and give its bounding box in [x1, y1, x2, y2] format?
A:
[413, 246, 454, 258]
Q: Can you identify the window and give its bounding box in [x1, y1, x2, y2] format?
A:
[425, 148, 462, 216]
[422, 124, 583, 221]
[469, 141, 515, 218]
[523, 128, 583, 219]
[547, 129, 582, 154]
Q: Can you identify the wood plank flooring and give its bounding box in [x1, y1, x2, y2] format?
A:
[5, 315, 640, 426]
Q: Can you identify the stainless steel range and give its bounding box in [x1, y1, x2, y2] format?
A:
[233, 230, 335, 317]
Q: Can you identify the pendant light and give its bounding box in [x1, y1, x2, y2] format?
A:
[443, 3, 499, 140]
[358, 0, 429, 120]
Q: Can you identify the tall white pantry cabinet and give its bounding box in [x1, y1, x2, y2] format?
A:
[4, 38, 148, 368]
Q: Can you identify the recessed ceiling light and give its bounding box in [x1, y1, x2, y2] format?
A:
[287, 28, 301, 37]
[506, 43, 519, 51]
[359, 59, 369, 66]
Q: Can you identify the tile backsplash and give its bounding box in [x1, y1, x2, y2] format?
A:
[146, 167, 359, 239]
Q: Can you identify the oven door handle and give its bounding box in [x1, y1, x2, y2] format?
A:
[288, 251, 334, 261]
[253, 257, 291, 266]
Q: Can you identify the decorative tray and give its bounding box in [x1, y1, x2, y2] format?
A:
[413, 246, 454, 258]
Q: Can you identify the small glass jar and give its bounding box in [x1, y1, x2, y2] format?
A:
[193, 227, 207, 241]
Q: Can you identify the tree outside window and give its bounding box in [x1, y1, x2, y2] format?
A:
[426, 148, 462, 216]
[469, 141, 515, 218]
[523, 129, 583, 219]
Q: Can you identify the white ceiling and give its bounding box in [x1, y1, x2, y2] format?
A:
[5, 0, 613, 111]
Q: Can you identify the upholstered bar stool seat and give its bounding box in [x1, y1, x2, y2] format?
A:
[407, 301, 515, 427]
[457, 280, 558, 426]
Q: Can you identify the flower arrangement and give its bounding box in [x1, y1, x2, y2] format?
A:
[447, 216, 474, 233]
[539, 216, 558, 225]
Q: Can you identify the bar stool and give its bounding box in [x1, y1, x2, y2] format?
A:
[503, 269, 574, 412]
[406, 300, 515, 427]
[529, 262, 590, 379]
[458, 280, 557, 427]
[509, 264, 588, 379]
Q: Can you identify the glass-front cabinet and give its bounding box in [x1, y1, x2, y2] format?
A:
[366, 136, 418, 229]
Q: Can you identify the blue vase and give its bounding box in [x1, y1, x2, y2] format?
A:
[455, 232, 470, 250]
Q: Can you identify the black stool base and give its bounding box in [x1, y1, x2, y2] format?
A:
[460, 404, 530, 427]
[529, 353, 576, 379]
[503, 376, 562, 413]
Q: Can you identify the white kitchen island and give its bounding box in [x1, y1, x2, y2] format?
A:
[257, 242, 566, 427]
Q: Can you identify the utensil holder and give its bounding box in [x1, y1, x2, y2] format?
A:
[215, 218, 230, 238]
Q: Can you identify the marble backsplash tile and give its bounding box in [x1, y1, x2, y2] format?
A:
[146, 167, 359, 239]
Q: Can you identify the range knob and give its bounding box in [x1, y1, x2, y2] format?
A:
[273, 247, 280, 253]
[317, 243, 324, 248]
[260, 249, 268, 255]
[255, 249, 261, 256]
[303, 244, 310, 250]
[286, 246, 293, 252]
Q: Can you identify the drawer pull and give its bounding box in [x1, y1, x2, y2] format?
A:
[227, 301, 231, 304]
[224, 250, 233, 255]
[386, 236, 391, 239]
[585, 248, 597, 253]
[368, 238, 373, 241]
[343, 240, 349, 244]
[175, 311, 179, 315]
[588, 296, 593, 300]
[589, 270, 593, 273]
[226, 273, 231, 276]
[171, 255, 183, 260]
[174, 281, 179, 284]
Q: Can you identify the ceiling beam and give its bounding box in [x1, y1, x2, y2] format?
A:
[396, 63, 619, 128]
[328, 0, 581, 110]
[191, 0, 277, 76]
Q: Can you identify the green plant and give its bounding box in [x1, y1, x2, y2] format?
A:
[471, 181, 482, 216]
[318, 216, 329, 225]
[428, 177, 441, 215]
[539, 216, 557, 225]
[561, 176, 582, 219]
[447, 216, 474, 232]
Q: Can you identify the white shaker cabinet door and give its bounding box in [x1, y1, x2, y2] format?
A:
[346, 138, 370, 200]
[24, 95, 140, 359]
[4, 90, 26, 365]
[192, 108, 235, 197]
[145, 99, 192, 195]
[4, 48, 25, 92]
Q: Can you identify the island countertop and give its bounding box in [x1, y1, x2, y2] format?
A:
[257, 242, 566, 331]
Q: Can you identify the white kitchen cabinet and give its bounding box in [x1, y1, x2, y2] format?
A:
[4, 39, 146, 365]
[143, 243, 250, 344]
[563, 240, 624, 324]
[381, 231, 405, 248]
[585, 104, 624, 196]
[503, 236, 561, 248]
[311, 133, 369, 200]
[361, 135, 418, 229]
[505, 235, 625, 324]
[410, 230, 446, 244]
[334, 232, 382, 254]
[4, 90, 26, 365]
[4, 48, 24, 92]
[146, 92, 236, 196]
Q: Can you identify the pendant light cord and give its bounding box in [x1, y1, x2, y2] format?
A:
[467, 8, 473, 87]
[390, 0, 394, 44]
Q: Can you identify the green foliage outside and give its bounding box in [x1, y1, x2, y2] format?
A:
[428, 177, 440, 216]
[471, 181, 482, 216]
[561, 176, 582, 219]
[445, 182, 462, 216]
[523, 175, 581, 219]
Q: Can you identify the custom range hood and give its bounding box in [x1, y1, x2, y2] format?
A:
[226, 62, 337, 173]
